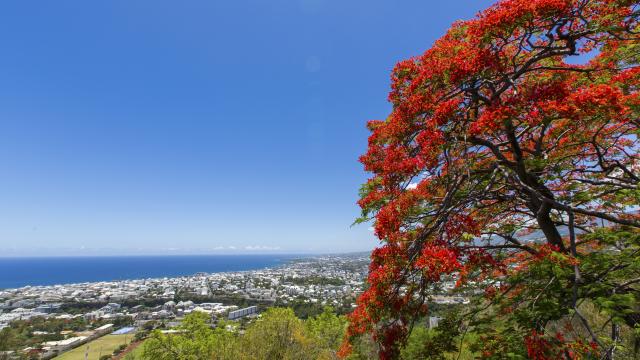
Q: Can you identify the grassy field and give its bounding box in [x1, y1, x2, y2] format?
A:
[55, 334, 132, 360]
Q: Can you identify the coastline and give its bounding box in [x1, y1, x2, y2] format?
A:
[0, 254, 309, 290]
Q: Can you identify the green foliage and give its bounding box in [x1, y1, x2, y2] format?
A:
[133, 329, 149, 342]
[113, 343, 127, 355]
[466, 319, 529, 359]
[305, 307, 348, 358]
[142, 312, 236, 360]
[138, 306, 578, 359]
[400, 313, 461, 360]
[139, 307, 350, 360]
[0, 316, 90, 351]
[456, 226, 640, 358]
[239, 308, 314, 359]
[280, 298, 326, 319]
[60, 301, 107, 314]
[343, 333, 378, 360]
[285, 276, 346, 286]
[354, 177, 384, 225]
[401, 327, 437, 360]
[0, 327, 20, 351]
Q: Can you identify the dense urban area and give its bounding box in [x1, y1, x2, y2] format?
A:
[0, 254, 373, 359]
[0, 252, 475, 360]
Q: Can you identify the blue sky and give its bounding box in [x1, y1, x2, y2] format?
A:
[0, 0, 493, 256]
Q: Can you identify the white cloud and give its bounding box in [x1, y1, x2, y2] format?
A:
[244, 245, 282, 251]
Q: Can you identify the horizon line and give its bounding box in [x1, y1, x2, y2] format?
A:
[0, 250, 372, 259]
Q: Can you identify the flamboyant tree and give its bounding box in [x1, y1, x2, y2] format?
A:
[342, 0, 640, 359]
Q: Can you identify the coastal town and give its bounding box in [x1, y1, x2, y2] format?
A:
[0, 254, 371, 359]
[0, 252, 473, 359]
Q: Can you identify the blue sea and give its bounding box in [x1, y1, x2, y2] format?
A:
[0, 255, 300, 289]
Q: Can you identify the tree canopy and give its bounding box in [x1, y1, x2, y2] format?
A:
[345, 0, 640, 359]
[141, 308, 347, 360]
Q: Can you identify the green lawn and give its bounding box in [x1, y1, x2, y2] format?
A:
[55, 334, 132, 360]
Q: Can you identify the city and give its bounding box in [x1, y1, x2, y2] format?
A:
[0, 254, 370, 358]
[0, 252, 476, 359]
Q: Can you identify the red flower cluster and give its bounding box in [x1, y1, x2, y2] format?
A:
[524, 330, 600, 360]
[415, 244, 461, 282]
[524, 330, 561, 360]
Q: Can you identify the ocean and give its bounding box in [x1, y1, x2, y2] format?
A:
[0, 254, 300, 289]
